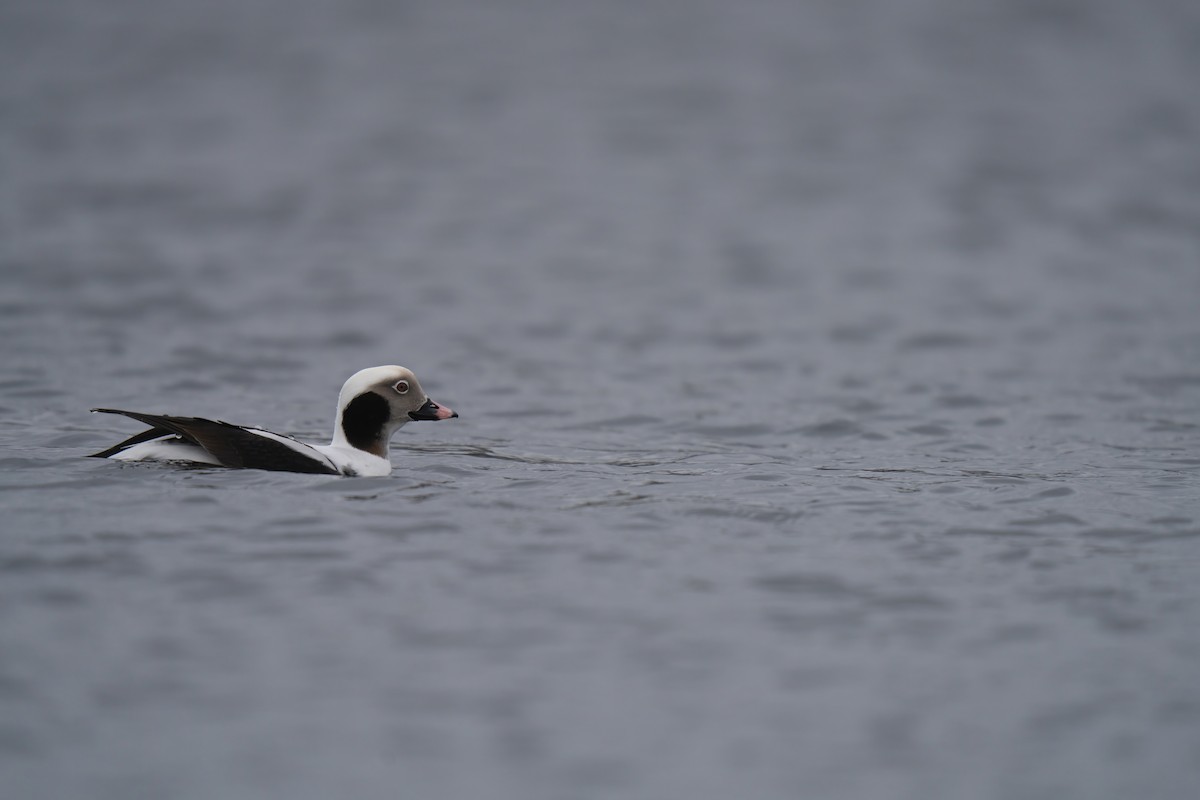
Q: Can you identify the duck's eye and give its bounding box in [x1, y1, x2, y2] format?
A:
[393, 380, 410, 394]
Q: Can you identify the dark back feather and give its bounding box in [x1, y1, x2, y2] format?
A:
[90, 409, 339, 475]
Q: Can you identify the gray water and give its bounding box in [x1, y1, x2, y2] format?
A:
[2, 1, 1199, 798]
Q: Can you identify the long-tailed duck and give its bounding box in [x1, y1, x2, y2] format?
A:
[90, 365, 457, 476]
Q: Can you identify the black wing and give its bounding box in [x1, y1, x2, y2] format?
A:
[90, 409, 339, 475]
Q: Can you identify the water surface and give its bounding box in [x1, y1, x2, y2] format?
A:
[2, 1, 1199, 798]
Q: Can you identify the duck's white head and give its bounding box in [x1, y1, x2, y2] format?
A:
[330, 365, 457, 457]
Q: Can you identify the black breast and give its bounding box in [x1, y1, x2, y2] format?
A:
[341, 391, 390, 453]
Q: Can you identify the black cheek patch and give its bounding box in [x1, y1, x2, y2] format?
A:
[341, 391, 390, 452]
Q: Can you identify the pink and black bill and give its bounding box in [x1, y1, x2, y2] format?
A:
[408, 398, 457, 421]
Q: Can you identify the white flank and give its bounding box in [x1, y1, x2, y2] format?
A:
[112, 439, 222, 466]
[311, 443, 393, 477]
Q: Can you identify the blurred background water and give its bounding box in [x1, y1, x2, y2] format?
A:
[1, 0, 1198, 798]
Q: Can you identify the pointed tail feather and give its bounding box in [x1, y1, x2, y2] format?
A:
[89, 408, 179, 458]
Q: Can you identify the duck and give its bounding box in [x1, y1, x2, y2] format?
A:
[89, 365, 457, 476]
